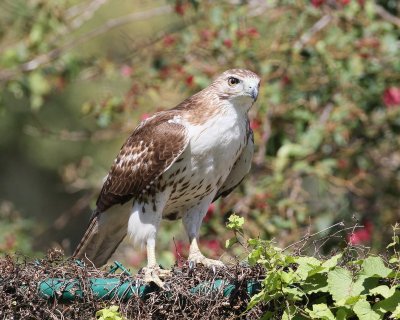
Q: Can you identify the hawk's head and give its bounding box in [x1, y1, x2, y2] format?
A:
[211, 69, 261, 107]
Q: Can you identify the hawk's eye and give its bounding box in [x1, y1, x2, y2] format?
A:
[227, 77, 240, 86]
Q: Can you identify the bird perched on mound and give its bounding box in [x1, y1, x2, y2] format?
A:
[74, 69, 261, 286]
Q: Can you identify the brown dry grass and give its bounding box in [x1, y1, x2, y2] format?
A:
[0, 250, 267, 319]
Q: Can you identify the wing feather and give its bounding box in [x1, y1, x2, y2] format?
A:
[96, 112, 188, 212]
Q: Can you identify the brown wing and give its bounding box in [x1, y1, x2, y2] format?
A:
[96, 111, 188, 212]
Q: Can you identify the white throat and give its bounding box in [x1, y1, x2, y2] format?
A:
[228, 96, 254, 114]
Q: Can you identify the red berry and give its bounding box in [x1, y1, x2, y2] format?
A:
[383, 87, 400, 108]
[247, 27, 260, 38]
[173, 240, 189, 259]
[203, 203, 215, 222]
[175, 3, 186, 15]
[200, 239, 221, 253]
[54, 76, 66, 90]
[337, 159, 349, 169]
[254, 193, 268, 210]
[347, 220, 373, 245]
[174, 65, 184, 73]
[128, 252, 144, 267]
[200, 29, 213, 42]
[348, 230, 368, 245]
[311, 0, 324, 7]
[223, 39, 233, 48]
[250, 119, 261, 131]
[120, 65, 133, 78]
[236, 29, 246, 39]
[163, 35, 176, 47]
[159, 67, 170, 78]
[185, 75, 194, 87]
[281, 75, 291, 87]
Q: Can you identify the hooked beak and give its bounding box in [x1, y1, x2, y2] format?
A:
[250, 87, 258, 101]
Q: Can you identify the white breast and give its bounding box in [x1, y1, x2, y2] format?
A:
[162, 104, 248, 217]
[188, 107, 247, 174]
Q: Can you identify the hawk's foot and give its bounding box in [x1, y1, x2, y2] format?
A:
[188, 252, 224, 268]
[141, 266, 171, 288]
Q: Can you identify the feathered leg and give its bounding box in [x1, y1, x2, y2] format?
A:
[182, 196, 224, 267]
[128, 190, 171, 287]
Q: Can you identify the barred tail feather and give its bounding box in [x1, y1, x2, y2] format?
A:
[73, 209, 129, 267]
[73, 212, 99, 259]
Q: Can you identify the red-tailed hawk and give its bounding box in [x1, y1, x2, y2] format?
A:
[74, 69, 260, 285]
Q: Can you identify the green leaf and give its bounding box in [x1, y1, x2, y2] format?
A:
[281, 305, 299, 320]
[96, 305, 125, 320]
[28, 72, 50, 110]
[260, 311, 273, 320]
[226, 214, 244, 230]
[327, 267, 364, 306]
[29, 24, 44, 44]
[300, 126, 324, 151]
[306, 303, 335, 320]
[353, 299, 380, 320]
[296, 256, 321, 267]
[335, 308, 349, 320]
[389, 256, 399, 264]
[109, 305, 119, 312]
[302, 273, 328, 294]
[322, 254, 342, 269]
[28, 72, 50, 96]
[373, 291, 400, 316]
[247, 245, 263, 265]
[357, 275, 379, 292]
[247, 291, 265, 310]
[369, 285, 396, 299]
[295, 256, 324, 280]
[277, 143, 311, 159]
[225, 237, 237, 248]
[210, 7, 223, 26]
[392, 304, 400, 318]
[387, 235, 399, 249]
[275, 143, 312, 171]
[345, 295, 362, 305]
[280, 270, 297, 284]
[361, 256, 392, 278]
[282, 286, 304, 300]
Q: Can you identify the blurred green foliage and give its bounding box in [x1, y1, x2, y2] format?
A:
[0, 201, 35, 255]
[0, 0, 399, 268]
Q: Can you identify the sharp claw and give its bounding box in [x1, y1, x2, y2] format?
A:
[141, 266, 172, 288]
[188, 253, 225, 268]
[145, 275, 165, 288]
[163, 283, 171, 291]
